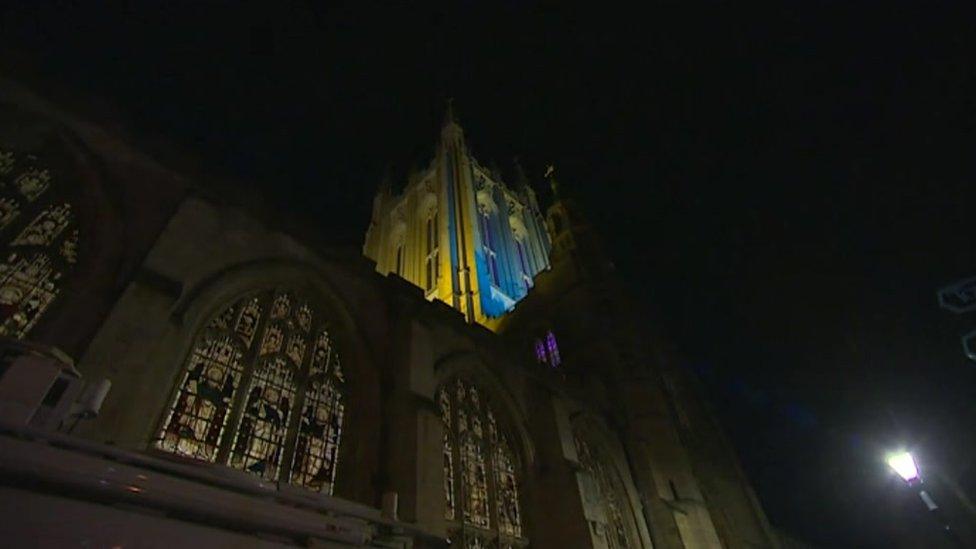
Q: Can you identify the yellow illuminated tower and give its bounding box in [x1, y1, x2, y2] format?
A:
[363, 104, 551, 329]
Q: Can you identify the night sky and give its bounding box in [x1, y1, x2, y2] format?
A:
[3, 3, 975, 547]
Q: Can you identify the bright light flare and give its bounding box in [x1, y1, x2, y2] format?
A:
[887, 451, 920, 483]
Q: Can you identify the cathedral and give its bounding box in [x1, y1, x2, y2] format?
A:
[0, 78, 780, 548]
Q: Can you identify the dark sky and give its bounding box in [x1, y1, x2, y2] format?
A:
[4, 3, 975, 546]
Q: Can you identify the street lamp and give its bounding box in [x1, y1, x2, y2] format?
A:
[887, 450, 935, 509]
[886, 450, 965, 547]
[887, 451, 920, 484]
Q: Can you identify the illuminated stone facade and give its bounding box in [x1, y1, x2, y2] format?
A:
[1, 79, 784, 549]
[363, 107, 551, 329]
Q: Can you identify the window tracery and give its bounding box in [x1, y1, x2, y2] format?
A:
[533, 330, 561, 368]
[0, 149, 78, 340]
[15, 168, 51, 202]
[157, 289, 346, 494]
[439, 377, 526, 547]
[545, 331, 561, 367]
[573, 430, 640, 549]
[0, 197, 19, 230]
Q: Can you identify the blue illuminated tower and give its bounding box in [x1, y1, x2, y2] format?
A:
[363, 104, 551, 328]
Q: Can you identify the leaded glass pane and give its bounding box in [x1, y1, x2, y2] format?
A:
[234, 297, 262, 346]
[440, 389, 456, 520]
[533, 339, 546, 364]
[0, 252, 61, 338]
[461, 432, 491, 528]
[495, 437, 522, 538]
[289, 375, 344, 493]
[545, 330, 561, 367]
[11, 203, 72, 246]
[311, 330, 333, 374]
[230, 357, 296, 480]
[440, 377, 526, 544]
[332, 357, 345, 383]
[157, 335, 243, 461]
[60, 229, 78, 264]
[271, 292, 291, 319]
[574, 433, 635, 549]
[0, 197, 20, 230]
[285, 332, 306, 366]
[15, 168, 50, 201]
[0, 149, 78, 341]
[296, 302, 312, 331]
[260, 322, 285, 355]
[157, 290, 347, 493]
[208, 301, 239, 330]
[444, 429, 456, 520]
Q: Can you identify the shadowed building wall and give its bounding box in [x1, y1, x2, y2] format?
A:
[0, 81, 784, 549]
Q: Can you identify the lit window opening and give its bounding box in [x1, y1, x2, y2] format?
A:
[533, 330, 561, 368]
[156, 290, 346, 495]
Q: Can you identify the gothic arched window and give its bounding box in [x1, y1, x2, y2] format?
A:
[156, 289, 345, 494]
[438, 377, 526, 547]
[477, 206, 500, 288]
[573, 429, 642, 549]
[533, 330, 561, 369]
[0, 149, 78, 339]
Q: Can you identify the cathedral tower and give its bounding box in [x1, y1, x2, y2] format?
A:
[363, 104, 551, 329]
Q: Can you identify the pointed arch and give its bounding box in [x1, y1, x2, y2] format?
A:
[434, 351, 533, 547]
[157, 288, 346, 493]
[153, 259, 380, 501]
[433, 350, 535, 469]
[571, 414, 651, 549]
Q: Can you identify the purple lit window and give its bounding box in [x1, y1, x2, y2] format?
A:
[532, 331, 561, 368]
[545, 331, 560, 368]
[534, 339, 546, 363]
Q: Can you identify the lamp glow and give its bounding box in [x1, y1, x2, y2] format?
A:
[887, 451, 920, 483]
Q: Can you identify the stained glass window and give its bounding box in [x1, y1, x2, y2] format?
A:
[157, 335, 243, 461]
[533, 330, 561, 369]
[533, 339, 546, 364]
[545, 331, 561, 368]
[290, 330, 345, 494]
[439, 377, 526, 546]
[156, 289, 346, 494]
[0, 149, 78, 340]
[229, 357, 296, 480]
[439, 389, 456, 520]
[574, 431, 640, 549]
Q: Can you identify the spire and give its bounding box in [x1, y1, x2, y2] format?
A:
[378, 165, 393, 195]
[444, 97, 456, 126]
[440, 97, 465, 146]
